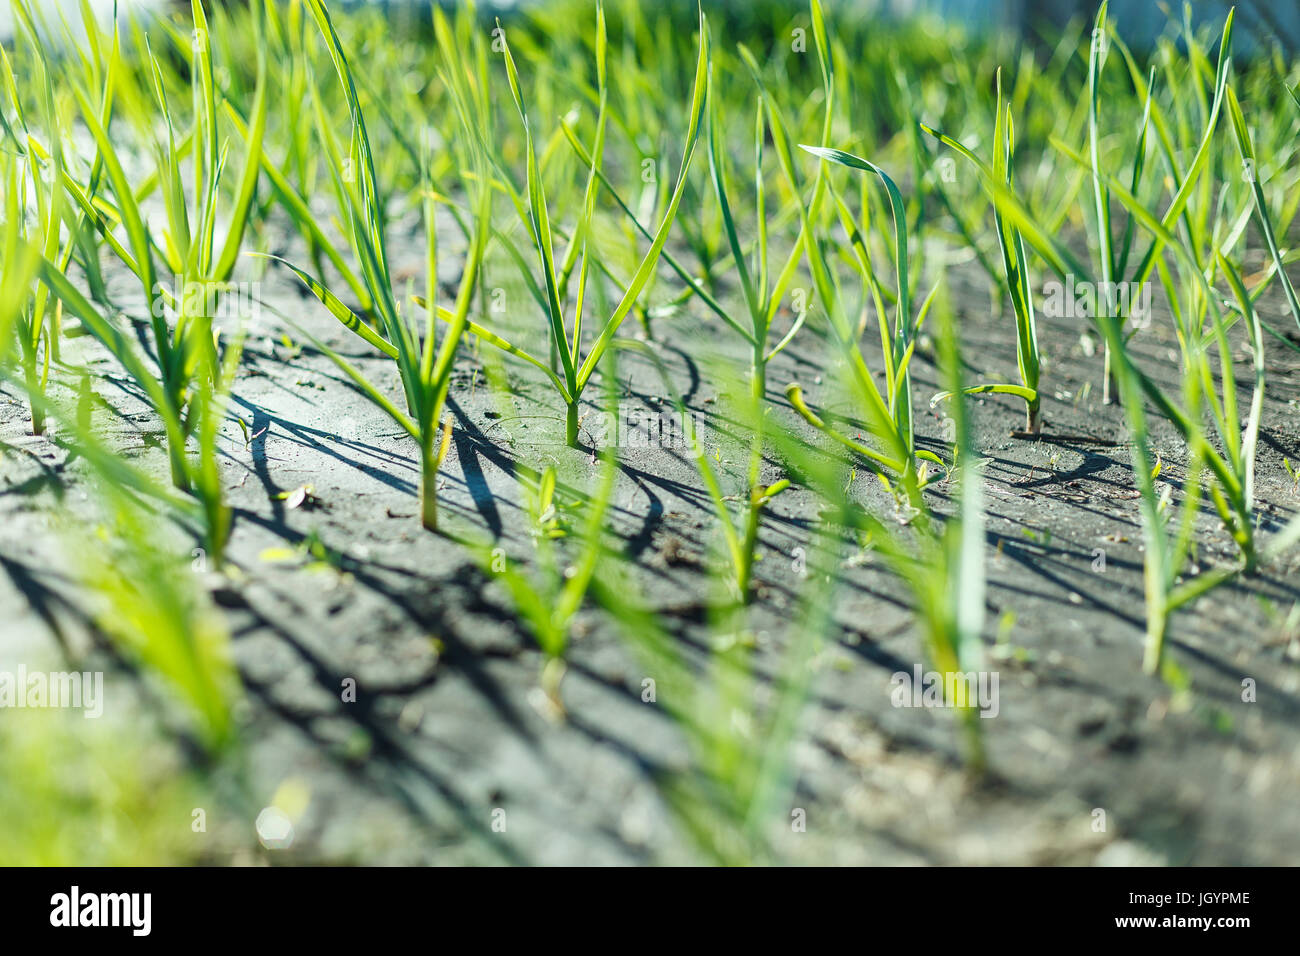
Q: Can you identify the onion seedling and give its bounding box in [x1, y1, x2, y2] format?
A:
[1, 6, 68, 435]
[31, 267, 243, 568]
[267, 0, 492, 532]
[483, 455, 617, 707]
[686, 0, 834, 598]
[922, 70, 1042, 434]
[785, 142, 945, 514]
[40, 1, 267, 501]
[728, 7, 944, 506]
[619, 340, 789, 605]
[466, 2, 708, 448]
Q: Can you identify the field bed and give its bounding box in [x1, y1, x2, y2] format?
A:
[3, 0, 1300, 865]
[4, 222, 1299, 864]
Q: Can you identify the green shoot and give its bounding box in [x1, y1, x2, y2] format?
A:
[268, 0, 492, 532]
[788, 143, 945, 513]
[474, 1, 709, 448]
[922, 68, 1043, 433]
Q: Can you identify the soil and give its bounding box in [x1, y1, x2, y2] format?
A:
[3, 203, 1300, 866]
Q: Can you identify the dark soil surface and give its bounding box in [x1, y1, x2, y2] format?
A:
[3, 206, 1300, 865]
